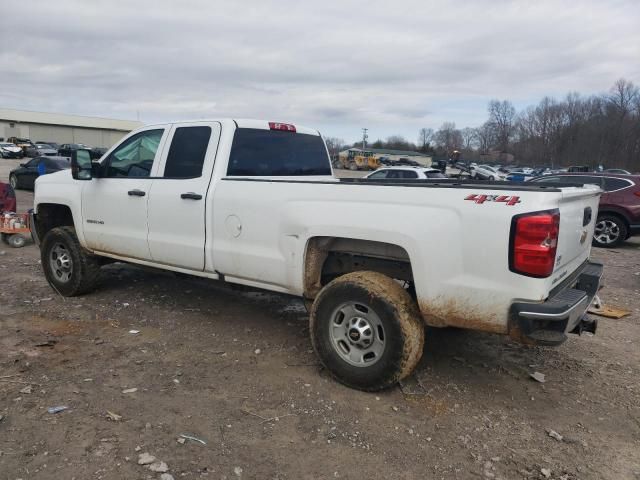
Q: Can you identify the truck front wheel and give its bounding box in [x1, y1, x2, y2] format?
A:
[310, 271, 425, 391]
[41, 226, 101, 296]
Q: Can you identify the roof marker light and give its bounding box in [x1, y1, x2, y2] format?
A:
[269, 122, 296, 132]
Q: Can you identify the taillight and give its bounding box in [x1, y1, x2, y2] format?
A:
[509, 210, 560, 278]
[269, 122, 296, 132]
[634, 190, 640, 198]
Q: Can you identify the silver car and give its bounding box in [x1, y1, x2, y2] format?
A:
[24, 143, 58, 158]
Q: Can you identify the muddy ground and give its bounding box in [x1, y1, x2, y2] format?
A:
[1, 164, 639, 479]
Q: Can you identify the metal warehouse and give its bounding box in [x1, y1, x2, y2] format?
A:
[0, 108, 143, 148]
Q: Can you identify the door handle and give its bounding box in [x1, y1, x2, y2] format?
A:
[128, 189, 146, 197]
[181, 192, 202, 200]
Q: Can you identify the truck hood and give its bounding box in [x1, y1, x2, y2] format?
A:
[35, 169, 73, 187]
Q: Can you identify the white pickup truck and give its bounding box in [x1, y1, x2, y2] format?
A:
[30, 119, 603, 391]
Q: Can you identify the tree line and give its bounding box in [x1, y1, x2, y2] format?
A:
[325, 79, 640, 169]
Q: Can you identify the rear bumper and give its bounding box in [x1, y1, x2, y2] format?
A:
[509, 261, 603, 346]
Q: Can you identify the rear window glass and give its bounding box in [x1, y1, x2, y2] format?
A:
[227, 128, 331, 176]
[603, 178, 631, 191]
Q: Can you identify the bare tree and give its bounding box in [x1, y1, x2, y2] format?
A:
[435, 122, 462, 156]
[460, 127, 478, 150]
[324, 137, 346, 157]
[418, 128, 434, 152]
[487, 99, 516, 152]
[476, 122, 495, 154]
[609, 78, 639, 119]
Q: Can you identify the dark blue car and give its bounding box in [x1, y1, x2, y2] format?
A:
[9, 156, 71, 190]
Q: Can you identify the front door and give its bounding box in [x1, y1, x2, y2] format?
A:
[81, 127, 168, 260]
[146, 122, 221, 270]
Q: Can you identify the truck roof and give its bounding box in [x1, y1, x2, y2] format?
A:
[142, 118, 320, 136]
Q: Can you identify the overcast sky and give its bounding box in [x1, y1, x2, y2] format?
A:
[1, 0, 639, 143]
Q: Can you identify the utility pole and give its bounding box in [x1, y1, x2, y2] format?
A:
[362, 128, 368, 150]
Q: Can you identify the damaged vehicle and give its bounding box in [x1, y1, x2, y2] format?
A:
[30, 119, 603, 391]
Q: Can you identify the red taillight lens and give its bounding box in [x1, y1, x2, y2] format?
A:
[634, 190, 640, 198]
[510, 210, 560, 278]
[269, 122, 296, 132]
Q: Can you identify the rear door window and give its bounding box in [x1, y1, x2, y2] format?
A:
[401, 170, 418, 179]
[227, 128, 331, 176]
[603, 177, 631, 191]
[163, 126, 212, 178]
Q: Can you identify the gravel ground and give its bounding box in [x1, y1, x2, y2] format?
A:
[0, 164, 639, 480]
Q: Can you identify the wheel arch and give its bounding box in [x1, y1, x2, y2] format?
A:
[33, 203, 76, 241]
[303, 236, 414, 302]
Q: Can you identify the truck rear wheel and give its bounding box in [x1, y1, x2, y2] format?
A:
[310, 271, 425, 391]
[41, 226, 101, 296]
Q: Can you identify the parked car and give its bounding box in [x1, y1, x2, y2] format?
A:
[37, 141, 61, 150]
[506, 168, 537, 182]
[0, 142, 24, 159]
[9, 156, 71, 190]
[0, 181, 17, 212]
[31, 119, 602, 391]
[529, 173, 640, 247]
[57, 143, 91, 157]
[470, 164, 506, 181]
[7, 137, 34, 155]
[604, 168, 632, 175]
[366, 166, 447, 180]
[25, 143, 58, 157]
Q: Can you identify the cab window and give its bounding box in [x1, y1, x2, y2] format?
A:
[163, 126, 212, 178]
[104, 129, 164, 178]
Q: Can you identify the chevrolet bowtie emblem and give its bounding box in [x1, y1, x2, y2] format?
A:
[580, 229, 588, 244]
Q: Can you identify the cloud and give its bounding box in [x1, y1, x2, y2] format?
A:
[1, 0, 638, 142]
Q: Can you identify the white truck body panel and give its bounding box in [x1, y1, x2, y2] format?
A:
[33, 118, 602, 337]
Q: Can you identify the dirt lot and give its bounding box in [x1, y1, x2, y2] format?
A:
[1, 164, 639, 480]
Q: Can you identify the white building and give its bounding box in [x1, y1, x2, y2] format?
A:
[0, 108, 143, 148]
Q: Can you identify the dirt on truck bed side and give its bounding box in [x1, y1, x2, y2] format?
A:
[0, 240, 639, 480]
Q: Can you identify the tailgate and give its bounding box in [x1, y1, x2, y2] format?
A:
[554, 185, 601, 273]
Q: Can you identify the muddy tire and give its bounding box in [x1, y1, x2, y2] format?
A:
[41, 226, 101, 296]
[310, 271, 425, 391]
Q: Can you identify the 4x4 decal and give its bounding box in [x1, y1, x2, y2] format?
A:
[465, 194, 521, 206]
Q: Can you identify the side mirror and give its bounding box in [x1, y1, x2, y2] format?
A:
[20, 163, 26, 167]
[71, 149, 92, 180]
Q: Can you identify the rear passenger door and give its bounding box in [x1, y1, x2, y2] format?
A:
[147, 122, 221, 270]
